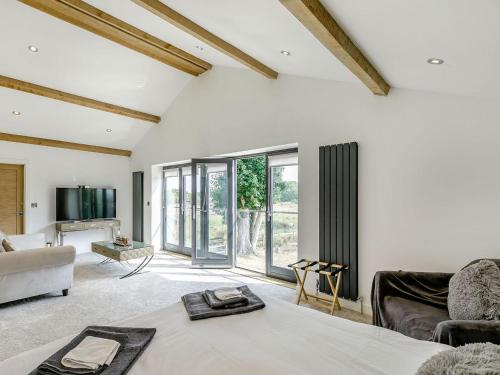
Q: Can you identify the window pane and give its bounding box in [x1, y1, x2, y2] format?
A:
[235, 156, 267, 272]
[208, 170, 228, 256]
[165, 171, 180, 246]
[183, 173, 192, 248]
[271, 212, 298, 269]
[196, 166, 202, 257]
[272, 165, 298, 212]
[270, 155, 298, 270]
[236, 209, 266, 273]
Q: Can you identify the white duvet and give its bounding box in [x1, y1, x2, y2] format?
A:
[0, 297, 448, 374]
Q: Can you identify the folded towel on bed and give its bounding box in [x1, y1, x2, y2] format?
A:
[213, 287, 244, 300]
[182, 285, 265, 321]
[203, 289, 248, 309]
[30, 326, 156, 375]
[61, 336, 121, 371]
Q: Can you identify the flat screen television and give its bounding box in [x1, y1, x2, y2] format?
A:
[56, 188, 116, 221]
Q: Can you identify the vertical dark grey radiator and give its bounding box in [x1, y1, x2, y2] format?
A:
[319, 142, 358, 300]
[132, 171, 144, 242]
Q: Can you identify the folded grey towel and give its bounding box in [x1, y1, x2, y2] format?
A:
[213, 287, 244, 300]
[183, 285, 265, 321]
[203, 289, 249, 309]
[30, 326, 156, 375]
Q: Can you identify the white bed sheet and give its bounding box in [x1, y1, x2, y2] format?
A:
[0, 297, 449, 374]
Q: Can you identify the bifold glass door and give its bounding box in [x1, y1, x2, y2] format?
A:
[191, 159, 234, 267]
[163, 151, 297, 279]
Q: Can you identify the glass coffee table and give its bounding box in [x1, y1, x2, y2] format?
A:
[91, 241, 154, 279]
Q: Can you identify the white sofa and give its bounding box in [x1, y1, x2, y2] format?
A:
[0, 233, 76, 304]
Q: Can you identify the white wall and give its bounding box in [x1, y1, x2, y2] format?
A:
[0, 141, 131, 253]
[132, 66, 500, 311]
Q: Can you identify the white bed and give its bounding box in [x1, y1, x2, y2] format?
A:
[0, 297, 448, 374]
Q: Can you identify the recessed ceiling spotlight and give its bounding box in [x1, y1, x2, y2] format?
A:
[28, 45, 39, 53]
[281, 50, 291, 56]
[427, 57, 444, 65]
[195, 45, 204, 51]
[106, 129, 112, 133]
[12, 110, 21, 116]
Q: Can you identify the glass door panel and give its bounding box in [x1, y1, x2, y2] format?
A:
[182, 167, 192, 250]
[195, 164, 203, 259]
[208, 169, 229, 256]
[235, 156, 267, 273]
[271, 212, 298, 268]
[267, 153, 298, 279]
[192, 159, 234, 267]
[164, 168, 180, 250]
[162, 165, 192, 256]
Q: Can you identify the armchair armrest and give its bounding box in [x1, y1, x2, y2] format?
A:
[371, 270, 453, 327]
[433, 320, 500, 347]
[0, 246, 76, 276]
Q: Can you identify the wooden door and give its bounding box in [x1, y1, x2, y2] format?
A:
[0, 163, 24, 234]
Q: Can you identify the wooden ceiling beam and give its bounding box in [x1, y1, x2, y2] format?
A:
[20, 0, 212, 76]
[0, 75, 161, 124]
[132, 0, 279, 79]
[0, 132, 132, 157]
[280, 0, 390, 95]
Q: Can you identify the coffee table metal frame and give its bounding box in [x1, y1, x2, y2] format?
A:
[92, 241, 154, 279]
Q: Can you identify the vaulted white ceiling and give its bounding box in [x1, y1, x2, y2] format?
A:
[1, 0, 499, 150]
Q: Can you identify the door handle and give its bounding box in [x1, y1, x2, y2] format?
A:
[16, 212, 24, 216]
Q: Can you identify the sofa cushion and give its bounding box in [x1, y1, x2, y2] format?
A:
[0, 230, 6, 252]
[448, 259, 500, 320]
[8, 233, 46, 250]
[384, 296, 450, 340]
[2, 238, 16, 252]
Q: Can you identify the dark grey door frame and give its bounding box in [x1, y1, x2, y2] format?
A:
[162, 164, 191, 256]
[265, 151, 297, 281]
[191, 158, 235, 267]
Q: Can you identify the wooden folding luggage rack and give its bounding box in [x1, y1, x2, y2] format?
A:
[288, 259, 348, 314]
